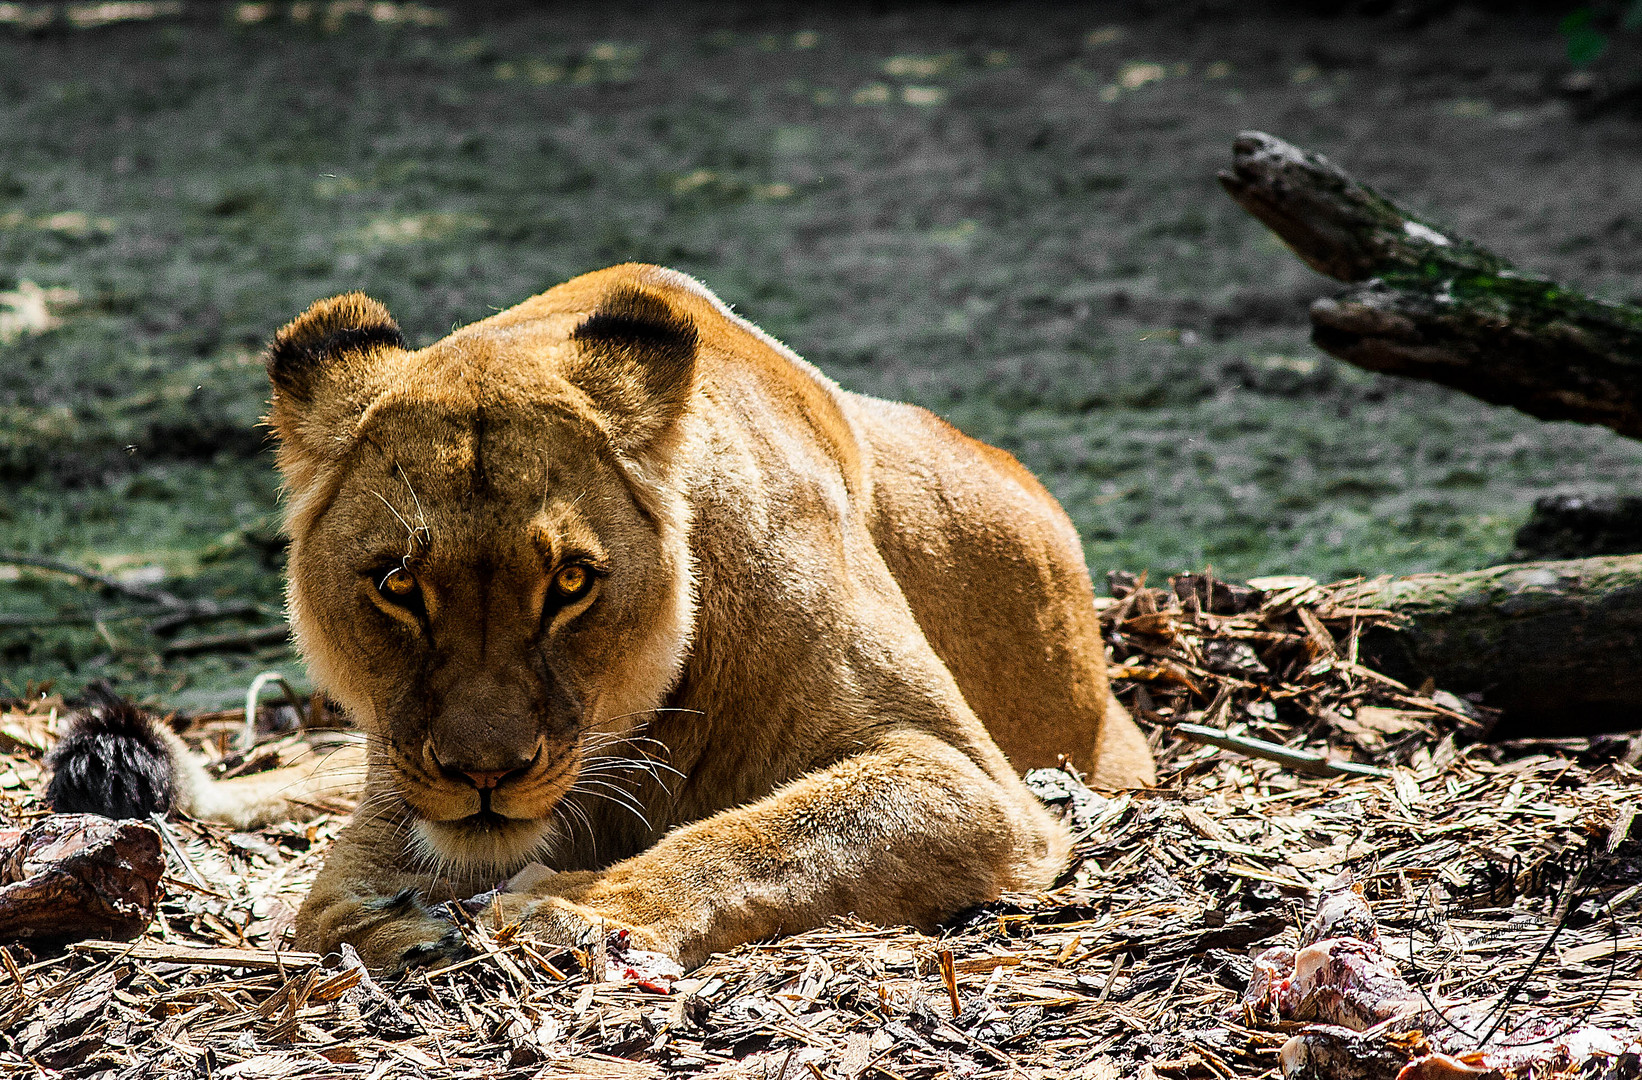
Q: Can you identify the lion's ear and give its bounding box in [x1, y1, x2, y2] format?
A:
[267, 292, 403, 425]
[265, 294, 403, 486]
[567, 285, 699, 455]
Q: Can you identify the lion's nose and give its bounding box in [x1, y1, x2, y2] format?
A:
[427, 739, 541, 790]
[459, 768, 514, 791]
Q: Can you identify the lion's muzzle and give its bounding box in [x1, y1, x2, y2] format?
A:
[401, 735, 579, 826]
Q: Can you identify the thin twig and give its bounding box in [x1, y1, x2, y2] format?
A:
[0, 550, 184, 608]
[161, 624, 291, 656]
[1174, 722, 1391, 779]
[0, 609, 164, 628]
[146, 600, 266, 636]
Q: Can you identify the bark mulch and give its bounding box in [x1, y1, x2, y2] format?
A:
[0, 574, 1638, 1079]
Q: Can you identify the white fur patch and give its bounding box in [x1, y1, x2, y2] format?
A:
[412, 816, 562, 877]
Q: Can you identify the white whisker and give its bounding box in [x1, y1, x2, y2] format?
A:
[394, 462, 433, 544]
[569, 782, 652, 832]
[554, 794, 599, 865]
[370, 490, 419, 553]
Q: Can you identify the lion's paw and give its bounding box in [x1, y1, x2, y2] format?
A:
[397, 924, 472, 971]
[485, 892, 607, 949]
[479, 893, 681, 986]
[355, 888, 475, 976]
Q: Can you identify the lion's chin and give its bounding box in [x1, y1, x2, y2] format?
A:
[412, 814, 559, 878]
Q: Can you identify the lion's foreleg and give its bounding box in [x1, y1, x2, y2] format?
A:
[292, 786, 479, 972]
[490, 732, 1068, 968]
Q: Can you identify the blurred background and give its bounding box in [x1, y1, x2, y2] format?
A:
[2, 0, 1640, 709]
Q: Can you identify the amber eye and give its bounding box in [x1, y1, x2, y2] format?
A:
[376, 565, 422, 607]
[551, 563, 592, 601]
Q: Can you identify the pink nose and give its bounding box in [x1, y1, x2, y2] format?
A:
[425, 739, 538, 791]
[462, 769, 512, 791]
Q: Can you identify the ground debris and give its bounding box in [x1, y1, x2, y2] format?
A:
[1251, 885, 1642, 1080]
[1, 631, 1640, 1077]
[1102, 569, 1496, 772]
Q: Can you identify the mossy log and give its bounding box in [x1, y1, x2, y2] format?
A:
[1362, 555, 1642, 729]
[1219, 131, 1642, 439]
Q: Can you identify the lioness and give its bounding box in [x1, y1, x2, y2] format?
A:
[159, 264, 1156, 972]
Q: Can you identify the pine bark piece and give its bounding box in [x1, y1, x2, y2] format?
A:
[0, 813, 164, 943]
[1361, 554, 1642, 726]
[16, 969, 117, 1068]
[1220, 131, 1642, 439]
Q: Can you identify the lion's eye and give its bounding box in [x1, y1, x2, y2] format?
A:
[376, 566, 423, 609]
[551, 563, 593, 601]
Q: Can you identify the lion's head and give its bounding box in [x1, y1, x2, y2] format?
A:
[266, 267, 703, 874]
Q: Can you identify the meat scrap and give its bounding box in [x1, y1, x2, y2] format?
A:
[1244, 885, 1642, 1080]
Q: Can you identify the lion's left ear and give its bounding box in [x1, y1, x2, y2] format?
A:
[566, 285, 699, 455]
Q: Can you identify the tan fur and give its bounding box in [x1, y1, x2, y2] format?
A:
[251, 263, 1152, 974]
[167, 731, 366, 831]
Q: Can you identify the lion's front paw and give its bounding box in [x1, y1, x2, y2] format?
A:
[396, 923, 472, 971]
[354, 889, 474, 976]
[482, 891, 610, 950]
[476, 888, 679, 985]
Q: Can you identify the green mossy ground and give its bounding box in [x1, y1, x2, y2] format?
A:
[3, 2, 1641, 707]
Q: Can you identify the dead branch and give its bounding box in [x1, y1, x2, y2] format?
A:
[1220, 131, 1642, 439]
[1360, 554, 1642, 727]
[160, 623, 291, 656]
[144, 600, 265, 635]
[0, 551, 270, 636]
[0, 550, 184, 608]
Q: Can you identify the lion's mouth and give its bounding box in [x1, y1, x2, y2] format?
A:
[461, 808, 516, 830]
[400, 753, 580, 875]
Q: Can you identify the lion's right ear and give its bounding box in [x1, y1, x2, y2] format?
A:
[266, 293, 404, 450]
[268, 293, 403, 404]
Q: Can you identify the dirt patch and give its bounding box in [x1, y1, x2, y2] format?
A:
[2, 2, 1641, 705]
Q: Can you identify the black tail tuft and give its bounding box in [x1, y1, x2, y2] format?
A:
[45, 681, 176, 819]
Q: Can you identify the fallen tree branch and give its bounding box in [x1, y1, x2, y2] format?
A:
[0, 610, 159, 628]
[0, 552, 269, 636]
[0, 602, 265, 633]
[0, 551, 184, 608]
[1220, 131, 1642, 439]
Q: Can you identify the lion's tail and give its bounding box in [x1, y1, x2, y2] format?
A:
[45, 683, 365, 829]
